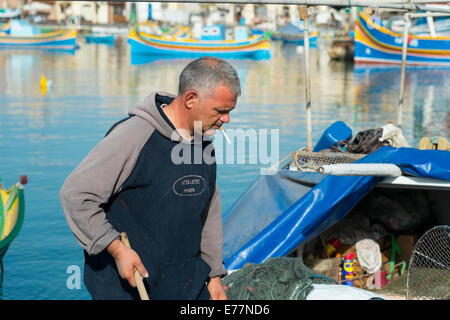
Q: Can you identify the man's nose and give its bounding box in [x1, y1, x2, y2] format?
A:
[220, 113, 230, 123]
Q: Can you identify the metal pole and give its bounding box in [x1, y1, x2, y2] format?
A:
[396, 11, 450, 126]
[398, 12, 410, 127]
[426, 16, 436, 37]
[88, 0, 450, 14]
[409, 12, 450, 18]
[101, 0, 450, 5]
[299, 5, 313, 150]
[318, 163, 402, 177]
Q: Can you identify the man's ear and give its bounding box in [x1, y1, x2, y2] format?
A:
[184, 90, 199, 110]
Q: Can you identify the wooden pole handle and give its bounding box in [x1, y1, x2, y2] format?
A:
[120, 232, 150, 300]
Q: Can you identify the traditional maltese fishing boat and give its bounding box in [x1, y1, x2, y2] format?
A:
[127, 27, 271, 59]
[0, 176, 27, 273]
[354, 12, 450, 65]
[0, 20, 77, 50]
[0, 29, 77, 49]
[85, 34, 115, 45]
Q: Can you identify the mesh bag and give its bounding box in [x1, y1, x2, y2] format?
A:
[406, 226, 450, 300]
[289, 150, 365, 172]
[222, 257, 337, 300]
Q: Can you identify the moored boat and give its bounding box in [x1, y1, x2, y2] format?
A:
[354, 12, 450, 65]
[328, 36, 354, 60]
[283, 31, 318, 45]
[223, 123, 449, 271]
[127, 27, 271, 59]
[272, 22, 318, 46]
[0, 20, 77, 50]
[85, 34, 115, 45]
[0, 176, 27, 267]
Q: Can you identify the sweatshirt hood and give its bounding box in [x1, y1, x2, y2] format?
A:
[128, 91, 212, 144]
[128, 91, 183, 142]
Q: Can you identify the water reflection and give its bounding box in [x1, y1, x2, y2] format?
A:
[130, 54, 191, 66]
[0, 48, 77, 55]
[130, 52, 270, 66]
[1, 40, 448, 145]
[353, 64, 450, 142]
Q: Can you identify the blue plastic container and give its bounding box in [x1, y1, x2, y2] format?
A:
[313, 121, 352, 152]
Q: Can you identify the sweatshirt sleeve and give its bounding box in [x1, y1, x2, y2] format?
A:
[59, 118, 154, 255]
[200, 184, 227, 278]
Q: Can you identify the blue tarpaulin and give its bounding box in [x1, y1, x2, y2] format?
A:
[223, 147, 450, 271]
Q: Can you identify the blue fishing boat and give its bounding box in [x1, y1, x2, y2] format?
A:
[128, 25, 270, 59]
[272, 22, 318, 46]
[0, 20, 77, 50]
[354, 12, 450, 65]
[223, 123, 449, 271]
[85, 34, 115, 45]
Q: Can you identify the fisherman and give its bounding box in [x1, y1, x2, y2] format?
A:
[59, 56, 240, 300]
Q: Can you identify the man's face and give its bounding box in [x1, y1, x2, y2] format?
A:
[193, 84, 237, 136]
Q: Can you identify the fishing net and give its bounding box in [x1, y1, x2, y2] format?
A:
[282, 127, 397, 172]
[287, 149, 365, 172]
[222, 257, 337, 300]
[406, 225, 450, 300]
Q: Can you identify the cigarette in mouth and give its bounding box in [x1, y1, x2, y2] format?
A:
[220, 127, 231, 144]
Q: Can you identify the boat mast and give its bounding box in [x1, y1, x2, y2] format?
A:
[397, 13, 410, 128]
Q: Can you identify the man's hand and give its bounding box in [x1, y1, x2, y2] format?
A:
[207, 276, 228, 300]
[107, 238, 149, 288]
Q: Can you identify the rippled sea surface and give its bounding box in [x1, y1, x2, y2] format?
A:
[0, 35, 448, 299]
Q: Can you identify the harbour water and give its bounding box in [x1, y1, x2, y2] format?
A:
[0, 36, 448, 299]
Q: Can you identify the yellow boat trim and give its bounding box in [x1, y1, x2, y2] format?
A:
[360, 12, 450, 41]
[355, 24, 446, 58]
[131, 28, 269, 51]
[358, 13, 450, 55]
[0, 29, 77, 43]
[137, 29, 264, 45]
[0, 184, 19, 241]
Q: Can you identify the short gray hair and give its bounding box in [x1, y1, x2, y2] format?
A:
[178, 56, 241, 99]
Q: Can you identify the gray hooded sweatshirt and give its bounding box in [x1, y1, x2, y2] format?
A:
[59, 91, 227, 279]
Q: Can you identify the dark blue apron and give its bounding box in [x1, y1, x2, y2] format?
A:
[84, 105, 216, 300]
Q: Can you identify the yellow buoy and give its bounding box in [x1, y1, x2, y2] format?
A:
[40, 74, 47, 88]
[40, 74, 47, 96]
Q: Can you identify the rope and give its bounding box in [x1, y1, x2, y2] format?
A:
[292, 279, 313, 300]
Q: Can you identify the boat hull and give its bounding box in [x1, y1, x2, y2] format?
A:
[354, 12, 450, 65]
[0, 29, 77, 49]
[0, 181, 25, 260]
[224, 147, 450, 270]
[85, 35, 115, 45]
[128, 28, 270, 59]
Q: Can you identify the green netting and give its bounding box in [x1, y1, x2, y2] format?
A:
[222, 257, 337, 300]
